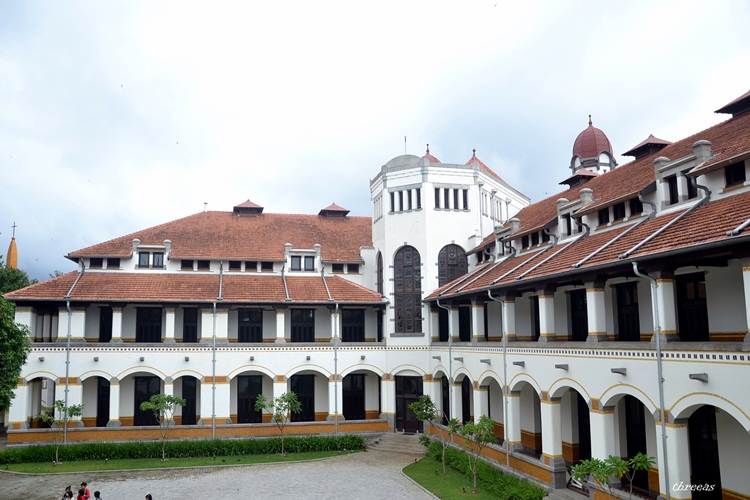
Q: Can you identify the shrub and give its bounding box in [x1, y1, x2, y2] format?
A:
[0, 435, 365, 465]
[428, 441, 545, 500]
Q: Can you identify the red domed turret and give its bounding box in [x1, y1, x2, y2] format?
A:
[573, 115, 613, 159]
[422, 144, 440, 163]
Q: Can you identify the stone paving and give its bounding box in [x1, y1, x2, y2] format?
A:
[0, 449, 433, 500]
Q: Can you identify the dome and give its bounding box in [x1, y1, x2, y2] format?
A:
[422, 144, 440, 163]
[572, 115, 613, 159]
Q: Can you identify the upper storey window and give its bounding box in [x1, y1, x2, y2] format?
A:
[666, 175, 679, 205]
[394, 246, 422, 334]
[437, 244, 468, 287]
[138, 251, 164, 269]
[725, 162, 746, 188]
[389, 187, 422, 213]
[291, 256, 315, 272]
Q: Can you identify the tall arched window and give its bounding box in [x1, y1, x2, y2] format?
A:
[376, 251, 384, 296]
[437, 244, 468, 286]
[394, 246, 422, 333]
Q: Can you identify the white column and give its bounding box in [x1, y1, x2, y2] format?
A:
[8, 381, 28, 429]
[214, 377, 230, 424]
[451, 382, 462, 421]
[656, 422, 692, 499]
[107, 379, 121, 427]
[541, 397, 564, 465]
[111, 306, 123, 343]
[538, 289, 557, 342]
[275, 308, 287, 344]
[214, 307, 229, 343]
[450, 306, 460, 341]
[165, 307, 176, 343]
[654, 271, 680, 342]
[330, 307, 339, 341]
[58, 306, 87, 343]
[503, 296, 517, 341]
[471, 301, 485, 342]
[199, 379, 214, 426]
[589, 406, 617, 459]
[164, 378, 174, 397]
[380, 374, 395, 428]
[505, 391, 522, 450]
[741, 263, 750, 343]
[586, 282, 609, 342]
[328, 375, 343, 421]
[65, 380, 84, 427]
[424, 376, 440, 409]
[473, 385, 488, 422]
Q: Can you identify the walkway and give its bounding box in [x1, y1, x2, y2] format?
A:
[0, 446, 432, 500]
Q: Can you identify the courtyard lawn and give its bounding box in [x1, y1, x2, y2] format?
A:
[5, 450, 359, 474]
[404, 456, 500, 499]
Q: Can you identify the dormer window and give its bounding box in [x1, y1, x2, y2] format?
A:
[197, 260, 210, 271]
[291, 256, 315, 272]
[725, 162, 746, 188]
[613, 202, 626, 221]
[181, 260, 194, 271]
[666, 174, 679, 205]
[348, 264, 360, 274]
[138, 252, 150, 268]
[153, 252, 164, 268]
[90, 258, 103, 269]
[228, 261, 241, 271]
[107, 257, 120, 269]
[629, 198, 643, 216]
[332, 263, 344, 273]
[684, 171, 698, 200]
[531, 232, 539, 246]
[598, 208, 610, 226]
[562, 213, 572, 236]
[521, 235, 529, 249]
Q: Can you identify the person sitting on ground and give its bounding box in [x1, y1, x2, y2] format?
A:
[145, 495, 153, 500]
[81, 482, 91, 500]
[61, 485, 72, 500]
[93, 491, 102, 500]
[77, 489, 86, 500]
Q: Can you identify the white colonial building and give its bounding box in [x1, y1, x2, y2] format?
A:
[5, 91, 750, 500]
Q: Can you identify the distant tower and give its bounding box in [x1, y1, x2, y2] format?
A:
[6, 222, 18, 269]
[570, 115, 616, 174]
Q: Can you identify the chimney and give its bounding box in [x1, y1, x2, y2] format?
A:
[692, 140, 712, 164]
[556, 198, 569, 212]
[509, 217, 521, 233]
[579, 188, 594, 206]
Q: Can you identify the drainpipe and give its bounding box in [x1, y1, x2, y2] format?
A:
[63, 262, 85, 444]
[211, 301, 216, 440]
[631, 262, 670, 500]
[436, 299, 452, 425]
[334, 303, 339, 438]
[487, 289, 510, 471]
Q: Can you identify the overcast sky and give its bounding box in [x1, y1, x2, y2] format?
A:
[1, 1, 749, 281]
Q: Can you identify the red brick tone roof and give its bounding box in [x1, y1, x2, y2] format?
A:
[67, 211, 372, 263]
[5, 272, 383, 304]
[572, 117, 613, 158]
[466, 149, 509, 187]
[500, 109, 750, 239]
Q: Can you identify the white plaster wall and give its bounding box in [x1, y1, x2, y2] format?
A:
[705, 262, 745, 334]
[717, 408, 750, 496]
[82, 378, 98, 418]
[554, 289, 569, 339]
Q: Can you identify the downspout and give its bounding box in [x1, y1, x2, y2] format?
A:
[436, 299, 452, 424]
[620, 184, 710, 259]
[574, 194, 655, 268]
[487, 289, 510, 471]
[632, 262, 670, 500]
[281, 262, 291, 301]
[63, 262, 85, 444]
[334, 303, 339, 438]
[212, 261, 224, 440]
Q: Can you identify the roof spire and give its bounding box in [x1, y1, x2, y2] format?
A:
[426, 143, 430, 154]
[472, 148, 476, 157]
[588, 114, 592, 126]
[12, 221, 16, 238]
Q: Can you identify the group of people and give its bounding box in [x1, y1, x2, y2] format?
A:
[60, 483, 152, 500]
[60, 483, 100, 500]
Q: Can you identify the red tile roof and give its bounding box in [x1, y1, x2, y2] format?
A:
[5, 272, 383, 304]
[466, 149, 509, 187]
[67, 211, 372, 263]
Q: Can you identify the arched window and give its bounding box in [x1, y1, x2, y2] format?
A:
[437, 244, 468, 286]
[394, 246, 422, 333]
[376, 251, 383, 295]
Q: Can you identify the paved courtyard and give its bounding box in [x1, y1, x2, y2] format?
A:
[0, 449, 433, 500]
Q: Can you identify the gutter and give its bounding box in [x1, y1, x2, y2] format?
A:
[486, 289, 510, 471]
[281, 262, 291, 302]
[436, 299, 453, 422]
[632, 262, 671, 500]
[63, 262, 85, 444]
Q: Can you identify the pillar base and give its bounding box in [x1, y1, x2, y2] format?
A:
[109, 338, 124, 344]
[326, 414, 345, 422]
[548, 458, 568, 489]
[274, 338, 287, 344]
[743, 332, 750, 349]
[163, 338, 176, 345]
[537, 334, 558, 343]
[106, 420, 122, 428]
[650, 332, 680, 344]
[380, 413, 395, 430]
[586, 333, 610, 343]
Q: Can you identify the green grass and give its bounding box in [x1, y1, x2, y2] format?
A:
[6, 450, 360, 474]
[404, 457, 501, 499]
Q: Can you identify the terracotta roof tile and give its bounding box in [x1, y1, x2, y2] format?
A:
[67, 211, 372, 263]
[5, 272, 383, 304]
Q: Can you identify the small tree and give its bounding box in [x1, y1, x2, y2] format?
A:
[409, 394, 460, 475]
[37, 399, 84, 465]
[255, 391, 302, 456]
[460, 415, 498, 494]
[139, 394, 186, 462]
[0, 298, 31, 416]
[571, 453, 654, 499]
